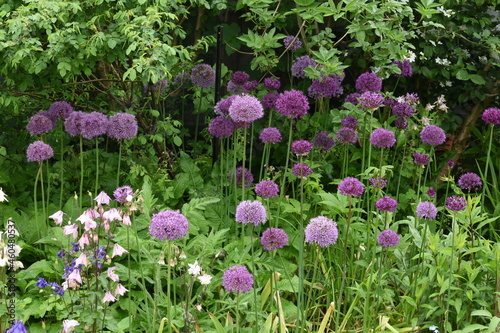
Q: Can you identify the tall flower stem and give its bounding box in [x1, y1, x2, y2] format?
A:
[116, 141, 122, 188]
[95, 137, 100, 196]
[79, 135, 84, 211]
[481, 124, 494, 208]
[242, 126, 248, 200]
[59, 123, 65, 209]
[166, 240, 173, 333]
[34, 162, 42, 240]
[296, 159, 306, 332]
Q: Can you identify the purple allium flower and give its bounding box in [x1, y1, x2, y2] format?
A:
[231, 71, 249, 85]
[392, 103, 414, 119]
[292, 140, 312, 155]
[369, 176, 387, 189]
[235, 200, 267, 226]
[283, 35, 302, 51]
[336, 127, 358, 145]
[228, 95, 264, 123]
[420, 125, 446, 146]
[481, 107, 500, 125]
[35, 277, 49, 288]
[427, 187, 436, 198]
[384, 97, 398, 108]
[393, 60, 413, 77]
[355, 72, 382, 92]
[226, 80, 245, 94]
[229, 167, 254, 189]
[341, 116, 358, 129]
[222, 265, 254, 294]
[26, 140, 54, 162]
[338, 177, 364, 197]
[413, 153, 430, 165]
[263, 77, 281, 91]
[375, 196, 398, 212]
[26, 113, 55, 136]
[345, 92, 361, 105]
[81, 111, 108, 139]
[243, 80, 258, 92]
[215, 95, 237, 117]
[64, 111, 86, 137]
[457, 172, 482, 192]
[359, 91, 384, 109]
[261, 228, 288, 250]
[259, 127, 282, 144]
[291, 163, 312, 178]
[190, 63, 215, 88]
[6, 320, 27, 333]
[305, 216, 339, 247]
[378, 230, 400, 248]
[291, 56, 316, 78]
[173, 72, 189, 85]
[416, 201, 437, 220]
[275, 89, 310, 118]
[445, 195, 467, 212]
[308, 75, 343, 99]
[370, 128, 396, 148]
[107, 113, 138, 140]
[113, 186, 134, 203]
[48, 101, 74, 120]
[447, 159, 455, 168]
[394, 118, 409, 130]
[261, 92, 280, 109]
[208, 116, 235, 138]
[255, 180, 279, 199]
[50, 282, 65, 296]
[314, 131, 335, 152]
[400, 92, 419, 105]
[149, 210, 189, 241]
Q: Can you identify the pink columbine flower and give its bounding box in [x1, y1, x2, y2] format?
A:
[115, 283, 128, 296]
[63, 224, 79, 239]
[112, 243, 128, 258]
[78, 233, 90, 248]
[75, 252, 89, 266]
[122, 213, 132, 226]
[67, 269, 82, 284]
[94, 191, 111, 205]
[62, 319, 80, 333]
[102, 291, 117, 303]
[77, 210, 97, 231]
[107, 267, 120, 282]
[49, 210, 64, 225]
[103, 208, 123, 222]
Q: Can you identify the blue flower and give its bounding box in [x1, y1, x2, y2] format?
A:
[6, 320, 27, 333]
[50, 282, 65, 296]
[35, 277, 49, 288]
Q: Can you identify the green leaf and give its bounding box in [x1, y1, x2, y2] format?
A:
[470, 309, 492, 318]
[470, 74, 485, 85]
[456, 69, 469, 80]
[295, 0, 315, 6]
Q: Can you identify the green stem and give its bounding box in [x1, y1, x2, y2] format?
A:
[95, 137, 99, 196]
[79, 135, 84, 211]
[296, 161, 305, 332]
[167, 240, 172, 333]
[481, 124, 494, 209]
[116, 141, 122, 188]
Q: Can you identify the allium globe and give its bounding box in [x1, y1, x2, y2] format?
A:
[392, 60, 413, 77]
[190, 64, 215, 88]
[261, 92, 280, 109]
[445, 196, 467, 212]
[338, 177, 364, 197]
[215, 95, 237, 117]
[259, 127, 282, 144]
[48, 101, 74, 119]
[358, 91, 384, 109]
[420, 125, 446, 146]
[336, 127, 358, 145]
[413, 153, 430, 165]
[291, 163, 312, 178]
[313, 131, 335, 152]
[228, 95, 264, 124]
[355, 72, 382, 92]
[27, 113, 55, 136]
[230, 71, 249, 85]
[222, 265, 253, 293]
[375, 196, 398, 212]
[208, 116, 235, 138]
[235, 200, 267, 226]
[341, 116, 358, 129]
[457, 172, 482, 192]
[291, 56, 316, 78]
[308, 75, 343, 99]
[291, 140, 312, 155]
[64, 111, 86, 137]
[113, 186, 134, 203]
[261, 228, 288, 250]
[275, 90, 310, 119]
[229, 167, 254, 189]
[263, 77, 281, 91]
[481, 107, 500, 125]
[305, 216, 339, 247]
[26, 140, 54, 162]
[255, 180, 279, 199]
[81, 111, 109, 139]
[283, 35, 302, 51]
[149, 210, 189, 241]
[392, 103, 414, 119]
[107, 113, 138, 140]
[416, 201, 437, 220]
[370, 128, 396, 148]
[378, 230, 400, 248]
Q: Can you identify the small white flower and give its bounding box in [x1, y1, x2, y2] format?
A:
[404, 50, 416, 63]
[429, 325, 439, 333]
[435, 57, 451, 66]
[188, 261, 202, 276]
[0, 188, 8, 202]
[198, 274, 213, 285]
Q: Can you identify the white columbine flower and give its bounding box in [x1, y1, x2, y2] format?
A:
[188, 261, 202, 276]
[0, 188, 8, 202]
[198, 274, 213, 285]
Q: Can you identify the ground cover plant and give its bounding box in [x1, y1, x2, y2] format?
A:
[0, 0, 499, 332]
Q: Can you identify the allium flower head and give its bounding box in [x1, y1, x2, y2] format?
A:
[427, 187, 436, 198]
[355, 72, 382, 92]
[416, 201, 437, 220]
[235, 200, 267, 226]
[457, 172, 482, 192]
[399, 92, 419, 106]
[64, 111, 86, 137]
[314, 131, 335, 152]
[378, 230, 400, 248]
[359, 91, 384, 109]
[336, 127, 358, 145]
[6, 320, 27, 333]
[375, 196, 398, 212]
[413, 153, 430, 165]
[420, 125, 446, 146]
[81, 111, 109, 139]
[481, 107, 500, 125]
[345, 92, 361, 105]
[149, 210, 189, 241]
[48, 101, 74, 119]
[27, 140, 54, 162]
[292, 140, 312, 155]
[283, 35, 302, 51]
[261, 227, 288, 250]
[107, 113, 138, 140]
[291, 56, 316, 78]
[392, 103, 414, 119]
[27, 113, 55, 136]
[305, 216, 339, 247]
[291, 163, 313, 178]
[370, 128, 396, 148]
[243, 80, 258, 92]
[369, 176, 387, 189]
[263, 77, 281, 91]
[190, 63, 215, 88]
[341, 116, 358, 129]
[113, 186, 134, 203]
[255, 180, 279, 199]
[215, 95, 237, 117]
[447, 159, 455, 168]
[275, 89, 310, 118]
[230, 71, 249, 85]
[338, 177, 364, 197]
[209, 116, 235, 138]
[445, 196, 467, 212]
[259, 127, 282, 144]
[394, 118, 409, 130]
[228, 95, 264, 123]
[222, 265, 254, 293]
[308, 75, 343, 99]
[261, 92, 280, 109]
[229, 167, 254, 189]
[392, 60, 413, 77]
